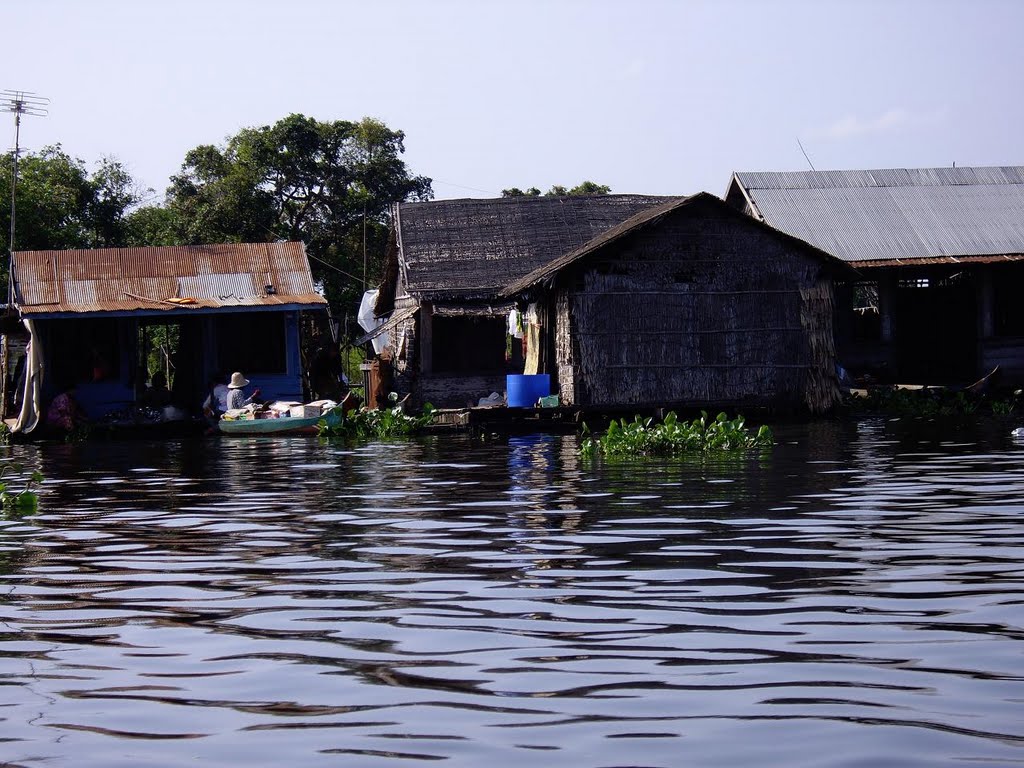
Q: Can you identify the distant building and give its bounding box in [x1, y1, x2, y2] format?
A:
[367, 193, 846, 413]
[8, 242, 326, 432]
[726, 166, 1024, 384]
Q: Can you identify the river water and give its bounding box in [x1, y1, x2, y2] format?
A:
[1, 419, 1023, 767]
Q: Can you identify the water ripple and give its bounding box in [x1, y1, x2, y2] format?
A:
[0, 423, 1023, 766]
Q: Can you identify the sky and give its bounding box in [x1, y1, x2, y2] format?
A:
[3, 0, 1022, 203]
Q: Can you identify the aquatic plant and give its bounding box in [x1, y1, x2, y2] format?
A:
[848, 387, 1020, 417]
[581, 411, 772, 458]
[991, 398, 1016, 416]
[317, 397, 435, 439]
[0, 463, 43, 513]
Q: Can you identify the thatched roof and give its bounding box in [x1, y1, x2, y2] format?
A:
[392, 194, 677, 302]
[502, 192, 850, 296]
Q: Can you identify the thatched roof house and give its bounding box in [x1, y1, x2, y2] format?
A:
[726, 166, 1024, 384]
[503, 193, 847, 413]
[368, 192, 847, 412]
[372, 195, 677, 407]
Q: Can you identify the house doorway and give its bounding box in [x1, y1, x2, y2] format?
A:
[894, 270, 977, 383]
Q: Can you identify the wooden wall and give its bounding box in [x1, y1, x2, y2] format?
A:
[555, 205, 839, 412]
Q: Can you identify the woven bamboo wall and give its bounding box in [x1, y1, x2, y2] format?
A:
[559, 207, 840, 412]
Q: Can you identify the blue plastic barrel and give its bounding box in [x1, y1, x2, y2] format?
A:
[506, 374, 550, 407]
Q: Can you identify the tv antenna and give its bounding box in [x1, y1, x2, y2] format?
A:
[796, 137, 816, 172]
[3, 90, 49, 266]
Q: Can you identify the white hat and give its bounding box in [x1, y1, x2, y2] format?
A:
[228, 372, 249, 389]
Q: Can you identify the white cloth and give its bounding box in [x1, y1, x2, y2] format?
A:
[507, 309, 523, 339]
[13, 320, 42, 434]
[358, 290, 389, 354]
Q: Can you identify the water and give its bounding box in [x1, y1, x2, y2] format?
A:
[2, 420, 1024, 767]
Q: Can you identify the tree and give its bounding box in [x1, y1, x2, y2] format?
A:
[502, 181, 611, 198]
[0, 145, 145, 285]
[163, 114, 433, 310]
[87, 156, 149, 247]
[500, 186, 542, 198]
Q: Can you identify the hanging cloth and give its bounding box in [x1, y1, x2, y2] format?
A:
[524, 323, 541, 375]
[13, 319, 43, 434]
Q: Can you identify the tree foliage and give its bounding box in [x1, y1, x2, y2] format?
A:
[501, 180, 611, 198]
[0, 145, 147, 285]
[162, 114, 432, 310]
[1, 115, 431, 316]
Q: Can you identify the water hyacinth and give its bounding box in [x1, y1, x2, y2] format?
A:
[581, 411, 772, 457]
[0, 463, 43, 514]
[317, 398, 435, 439]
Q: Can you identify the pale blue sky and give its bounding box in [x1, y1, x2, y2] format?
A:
[4, 0, 1022, 202]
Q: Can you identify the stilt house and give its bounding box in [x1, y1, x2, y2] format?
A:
[503, 193, 846, 413]
[370, 195, 673, 407]
[8, 242, 326, 432]
[370, 193, 846, 413]
[726, 166, 1024, 384]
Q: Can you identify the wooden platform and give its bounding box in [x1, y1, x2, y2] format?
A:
[428, 406, 583, 435]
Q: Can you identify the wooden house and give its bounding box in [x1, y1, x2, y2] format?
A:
[368, 195, 673, 407]
[8, 242, 326, 432]
[726, 166, 1024, 384]
[503, 193, 846, 413]
[369, 193, 846, 413]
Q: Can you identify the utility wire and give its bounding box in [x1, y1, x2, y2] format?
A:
[305, 250, 366, 284]
[431, 178, 498, 195]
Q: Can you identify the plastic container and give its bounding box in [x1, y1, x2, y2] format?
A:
[506, 374, 550, 407]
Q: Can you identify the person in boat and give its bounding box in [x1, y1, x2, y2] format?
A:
[46, 383, 88, 432]
[143, 372, 173, 408]
[226, 371, 261, 411]
[202, 372, 230, 425]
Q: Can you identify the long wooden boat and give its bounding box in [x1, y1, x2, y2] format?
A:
[218, 409, 339, 436]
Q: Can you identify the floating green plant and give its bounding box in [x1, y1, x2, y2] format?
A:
[848, 387, 1020, 417]
[581, 411, 772, 458]
[317, 397, 435, 439]
[0, 463, 43, 514]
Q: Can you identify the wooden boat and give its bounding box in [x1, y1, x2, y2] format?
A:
[218, 408, 340, 436]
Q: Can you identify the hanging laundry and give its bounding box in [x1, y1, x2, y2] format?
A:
[507, 308, 524, 339]
[524, 323, 541, 375]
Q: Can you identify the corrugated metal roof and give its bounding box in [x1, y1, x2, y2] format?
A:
[12, 242, 327, 316]
[731, 166, 1024, 263]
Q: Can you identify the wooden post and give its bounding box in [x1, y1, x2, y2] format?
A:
[878, 271, 896, 344]
[977, 268, 994, 339]
[0, 332, 7, 419]
[419, 302, 433, 374]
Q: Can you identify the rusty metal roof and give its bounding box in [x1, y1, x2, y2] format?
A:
[12, 242, 327, 316]
[730, 166, 1024, 264]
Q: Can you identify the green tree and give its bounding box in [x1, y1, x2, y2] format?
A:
[502, 180, 611, 198]
[163, 113, 432, 310]
[124, 205, 180, 247]
[0, 145, 145, 284]
[87, 156, 149, 247]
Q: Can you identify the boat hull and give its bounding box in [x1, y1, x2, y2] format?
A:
[217, 414, 324, 435]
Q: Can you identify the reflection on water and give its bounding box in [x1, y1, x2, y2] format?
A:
[2, 420, 1024, 767]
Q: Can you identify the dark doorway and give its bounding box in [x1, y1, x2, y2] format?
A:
[894, 270, 977, 383]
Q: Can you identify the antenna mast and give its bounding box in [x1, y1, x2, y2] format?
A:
[3, 90, 49, 299]
[796, 137, 816, 172]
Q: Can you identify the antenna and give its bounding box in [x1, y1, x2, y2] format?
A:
[3, 90, 49, 295]
[796, 137, 816, 172]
